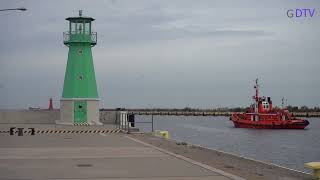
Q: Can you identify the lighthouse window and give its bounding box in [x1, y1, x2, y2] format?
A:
[78, 48, 83, 54]
[85, 23, 90, 34]
[71, 23, 76, 33]
[78, 24, 83, 33]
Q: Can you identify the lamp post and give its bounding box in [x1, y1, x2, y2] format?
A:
[0, 7, 27, 12]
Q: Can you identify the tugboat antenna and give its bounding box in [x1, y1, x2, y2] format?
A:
[254, 78, 259, 103]
[253, 78, 260, 120]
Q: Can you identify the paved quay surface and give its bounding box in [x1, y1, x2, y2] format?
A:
[0, 133, 239, 180]
[131, 134, 312, 180]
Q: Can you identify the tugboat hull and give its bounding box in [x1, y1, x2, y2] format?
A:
[231, 114, 309, 129]
[232, 120, 309, 129]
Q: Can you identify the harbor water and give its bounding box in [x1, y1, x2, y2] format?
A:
[136, 115, 320, 173]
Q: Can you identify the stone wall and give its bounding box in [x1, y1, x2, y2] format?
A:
[99, 111, 118, 124]
[0, 110, 118, 124]
[0, 110, 59, 124]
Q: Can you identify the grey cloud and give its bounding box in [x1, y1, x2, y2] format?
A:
[0, 0, 319, 109]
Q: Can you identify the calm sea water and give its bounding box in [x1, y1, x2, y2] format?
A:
[135, 115, 320, 173]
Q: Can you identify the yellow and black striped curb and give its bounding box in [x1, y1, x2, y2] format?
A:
[36, 129, 122, 134]
[0, 129, 122, 134]
[73, 123, 90, 126]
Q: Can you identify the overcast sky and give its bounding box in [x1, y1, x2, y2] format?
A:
[0, 0, 319, 109]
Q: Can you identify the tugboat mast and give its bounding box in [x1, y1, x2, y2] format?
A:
[253, 78, 259, 120]
[255, 78, 259, 103]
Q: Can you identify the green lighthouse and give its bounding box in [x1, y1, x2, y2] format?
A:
[59, 10, 101, 125]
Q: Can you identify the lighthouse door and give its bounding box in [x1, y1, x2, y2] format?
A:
[74, 101, 87, 123]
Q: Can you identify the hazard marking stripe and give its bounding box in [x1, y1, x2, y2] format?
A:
[1, 129, 122, 134]
[73, 123, 90, 126]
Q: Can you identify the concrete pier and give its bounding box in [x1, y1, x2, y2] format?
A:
[0, 133, 238, 180]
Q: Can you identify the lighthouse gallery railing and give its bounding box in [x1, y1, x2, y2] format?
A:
[63, 31, 97, 45]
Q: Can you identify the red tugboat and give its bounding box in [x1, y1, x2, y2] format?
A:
[230, 79, 309, 129]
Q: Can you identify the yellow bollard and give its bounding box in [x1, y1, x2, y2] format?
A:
[305, 162, 320, 179]
[153, 130, 170, 139]
[159, 131, 169, 139]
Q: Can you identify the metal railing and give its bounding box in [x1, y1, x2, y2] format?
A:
[63, 31, 97, 45]
[117, 111, 154, 133]
[118, 111, 131, 133]
[134, 114, 154, 132]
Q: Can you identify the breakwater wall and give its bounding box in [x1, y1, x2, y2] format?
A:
[0, 110, 117, 124]
[125, 110, 320, 117]
[0, 110, 59, 124]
